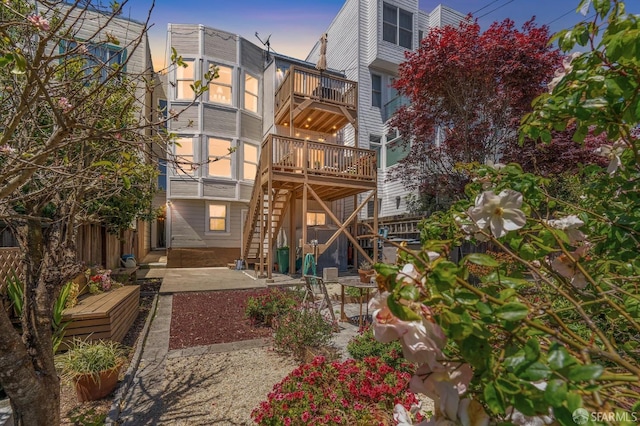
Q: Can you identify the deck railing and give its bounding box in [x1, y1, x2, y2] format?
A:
[275, 66, 357, 111]
[261, 135, 376, 182]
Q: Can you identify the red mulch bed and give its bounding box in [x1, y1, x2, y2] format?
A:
[169, 289, 273, 350]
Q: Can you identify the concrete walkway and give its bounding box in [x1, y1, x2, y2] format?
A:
[112, 265, 365, 425]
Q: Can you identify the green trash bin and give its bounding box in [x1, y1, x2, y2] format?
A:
[277, 247, 289, 274]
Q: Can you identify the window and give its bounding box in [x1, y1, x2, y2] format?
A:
[173, 137, 194, 175]
[386, 138, 410, 167]
[367, 200, 382, 218]
[369, 135, 382, 168]
[306, 212, 326, 226]
[176, 60, 195, 99]
[207, 137, 232, 178]
[207, 203, 228, 232]
[243, 143, 258, 180]
[210, 64, 232, 105]
[383, 3, 412, 49]
[372, 74, 381, 107]
[244, 73, 259, 113]
[61, 41, 127, 81]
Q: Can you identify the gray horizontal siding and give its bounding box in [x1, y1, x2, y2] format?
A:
[169, 103, 199, 132]
[203, 106, 237, 135]
[240, 39, 264, 75]
[170, 199, 243, 248]
[240, 112, 262, 140]
[203, 181, 236, 198]
[203, 28, 237, 63]
[239, 183, 253, 201]
[169, 24, 200, 57]
[169, 179, 199, 197]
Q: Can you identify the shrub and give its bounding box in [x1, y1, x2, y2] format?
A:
[273, 309, 333, 361]
[251, 356, 420, 425]
[347, 325, 415, 374]
[244, 287, 301, 327]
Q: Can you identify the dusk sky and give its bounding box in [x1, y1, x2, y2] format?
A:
[122, 0, 640, 71]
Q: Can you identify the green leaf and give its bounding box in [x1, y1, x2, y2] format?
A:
[430, 261, 458, 291]
[476, 301, 493, 316]
[496, 377, 521, 395]
[548, 343, 577, 370]
[11, 52, 27, 75]
[496, 302, 529, 321]
[484, 382, 505, 414]
[387, 296, 421, 321]
[398, 284, 419, 302]
[568, 364, 604, 381]
[519, 361, 551, 381]
[524, 338, 540, 362]
[454, 289, 480, 305]
[465, 253, 499, 267]
[544, 379, 568, 407]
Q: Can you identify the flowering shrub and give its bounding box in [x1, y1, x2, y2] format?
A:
[371, 3, 640, 425]
[273, 309, 334, 361]
[251, 356, 420, 425]
[85, 267, 116, 293]
[347, 325, 414, 374]
[244, 287, 302, 327]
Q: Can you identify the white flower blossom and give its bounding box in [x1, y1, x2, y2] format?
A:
[550, 244, 590, 289]
[596, 140, 626, 175]
[545, 215, 586, 244]
[547, 52, 581, 93]
[456, 213, 490, 242]
[468, 189, 526, 238]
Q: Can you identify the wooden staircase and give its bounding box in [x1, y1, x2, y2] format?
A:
[242, 167, 291, 274]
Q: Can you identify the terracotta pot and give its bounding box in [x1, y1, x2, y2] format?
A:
[358, 269, 375, 284]
[74, 366, 120, 402]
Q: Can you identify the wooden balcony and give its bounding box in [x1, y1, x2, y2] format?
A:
[260, 135, 376, 201]
[275, 66, 358, 134]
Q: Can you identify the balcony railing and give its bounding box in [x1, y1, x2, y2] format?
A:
[383, 95, 409, 122]
[261, 135, 376, 182]
[275, 66, 357, 111]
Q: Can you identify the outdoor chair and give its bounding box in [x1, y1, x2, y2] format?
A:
[302, 275, 337, 329]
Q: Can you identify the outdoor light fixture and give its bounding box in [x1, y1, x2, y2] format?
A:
[396, 196, 401, 209]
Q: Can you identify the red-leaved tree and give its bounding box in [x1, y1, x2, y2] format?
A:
[390, 18, 561, 210]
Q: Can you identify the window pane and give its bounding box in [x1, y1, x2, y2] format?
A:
[244, 144, 258, 162]
[209, 218, 225, 231]
[399, 29, 412, 49]
[383, 3, 396, 23]
[386, 140, 410, 167]
[210, 84, 232, 104]
[174, 138, 193, 175]
[399, 10, 412, 30]
[177, 81, 194, 99]
[217, 65, 233, 85]
[176, 61, 194, 79]
[315, 213, 326, 226]
[383, 23, 396, 44]
[208, 138, 232, 177]
[209, 204, 226, 217]
[175, 138, 192, 155]
[244, 163, 257, 180]
[245, 93, 258, 112]
[245, 74, 258, 93]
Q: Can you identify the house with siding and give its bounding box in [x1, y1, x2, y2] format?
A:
[306, 1, 465, 238]
[164, 1, 463, 270]
[38, 2, 160, 268]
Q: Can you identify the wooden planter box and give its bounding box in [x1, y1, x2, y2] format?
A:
[60, 285, 140, 350]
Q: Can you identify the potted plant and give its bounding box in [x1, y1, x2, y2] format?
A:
[358, 260, 375, 284]
[56, 338, 127, 402]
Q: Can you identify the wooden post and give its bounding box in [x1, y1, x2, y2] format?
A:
[289, 192, 296, 275]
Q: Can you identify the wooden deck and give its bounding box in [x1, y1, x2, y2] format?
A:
[61, 285, 140, 349]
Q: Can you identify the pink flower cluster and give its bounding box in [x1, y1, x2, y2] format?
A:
[252, 356, 419, 425]
[89, 269, 113, 292]
[27, 14, 50, 32]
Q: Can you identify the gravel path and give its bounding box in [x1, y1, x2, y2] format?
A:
[160, 347, 297, 425]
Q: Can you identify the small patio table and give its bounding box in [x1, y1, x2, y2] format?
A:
[339, 278, 377, 328]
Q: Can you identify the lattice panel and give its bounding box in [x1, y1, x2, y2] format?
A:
[0, 247, 24, 288]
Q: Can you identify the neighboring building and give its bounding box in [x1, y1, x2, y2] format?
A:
[164, 1, 464, 269]
[39, 2, 159, 267]
[306, 1, 465, 228]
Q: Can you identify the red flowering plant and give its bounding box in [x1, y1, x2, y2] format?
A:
[251, 356, 420, 425]
[85, 267, 117, 293]
[245, 287, 303, 327]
